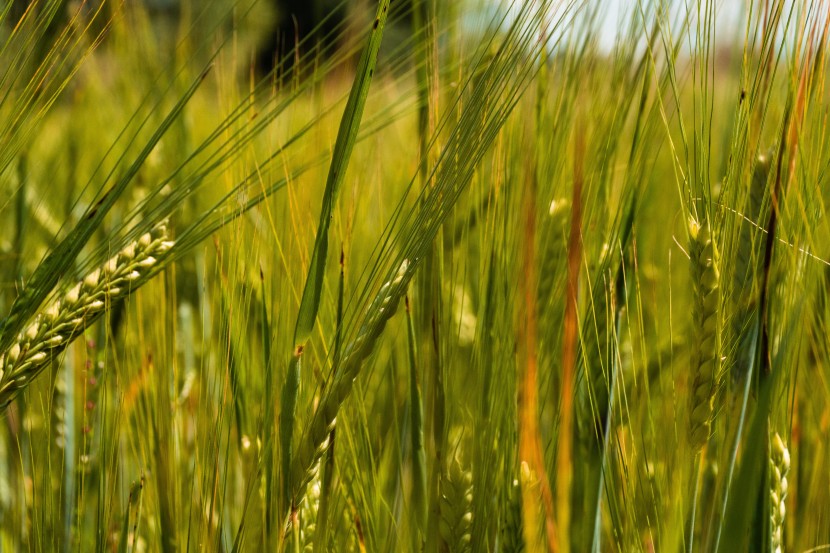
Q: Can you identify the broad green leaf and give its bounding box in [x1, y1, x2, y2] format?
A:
[293, 0, 392, 347]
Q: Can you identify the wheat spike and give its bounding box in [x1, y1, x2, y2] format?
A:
[288, 259, 414, 508]
[770, 432, 790, 553]
[729, 154, 770, 379]
[300, 470, 321, 552]
[439, 459, 473, 553]
[0, 223, 174, 410]
[688, 217, 721, 450]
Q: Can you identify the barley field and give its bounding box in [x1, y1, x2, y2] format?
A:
[0, 1, 828, 551]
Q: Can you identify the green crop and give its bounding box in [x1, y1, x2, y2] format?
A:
[0, 1, 827, 551]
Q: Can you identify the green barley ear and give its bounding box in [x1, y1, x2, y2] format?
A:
[733, 154, 771, 296]
[0, 222, 174, 410]
[770, 432, 790, 553]
[300, 471, 321, 552]
[729, 153, 770, 379]
[501, 479, 525, 553]
[289, 260, 414, 505]
[688, 217, 721, 450]
[439, 458, 473, 553]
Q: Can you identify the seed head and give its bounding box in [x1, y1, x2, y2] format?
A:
[0, 221, 175, 411]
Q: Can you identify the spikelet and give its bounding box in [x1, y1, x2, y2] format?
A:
[438, 459, 473, 553]
[0, 222, 174, 410]
[688, 217, 721, 450]
[770, 432, 790, 553]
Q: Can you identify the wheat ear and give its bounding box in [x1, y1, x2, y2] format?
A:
[770, 432, 790, 553]
[688, 217, 721, 450]
[288, 259, 414, 507]
[729, 154, 770, 379]
[299, 471, 321, 552]
[438, 458, 473, 553]
[732, 154, 770, 300]
[0, 223, 174, 410]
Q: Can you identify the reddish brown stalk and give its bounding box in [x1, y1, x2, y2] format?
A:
[518, 134, 558, 553]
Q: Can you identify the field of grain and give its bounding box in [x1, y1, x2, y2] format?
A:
[0, 1, 828, 551]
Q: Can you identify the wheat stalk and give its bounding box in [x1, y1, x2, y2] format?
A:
[0, 223, 174, 410]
